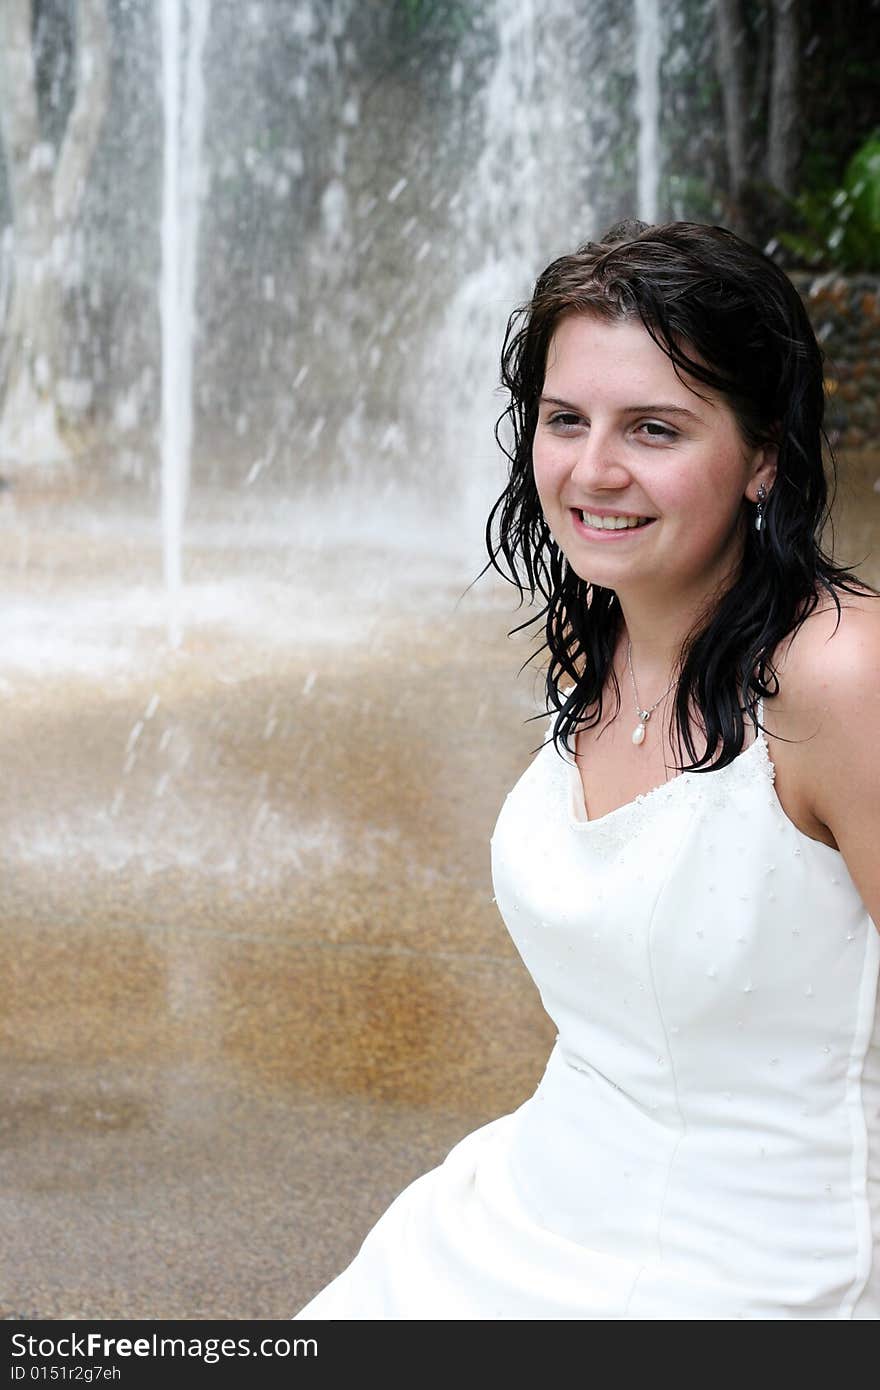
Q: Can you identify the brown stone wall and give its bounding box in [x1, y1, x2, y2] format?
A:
[792, 272, 880, 454]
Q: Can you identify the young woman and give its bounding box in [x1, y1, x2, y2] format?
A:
[295, 221, 880, 1319]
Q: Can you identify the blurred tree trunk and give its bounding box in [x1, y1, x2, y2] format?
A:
[0, 0, 109, 475]
[714, 0, 750, 212]
[767, 0, 800, 195]
[713, 0, 803, 240]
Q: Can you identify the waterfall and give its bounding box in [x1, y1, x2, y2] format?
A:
[635, 0, 661, 223]
[159, 0, 209, 647]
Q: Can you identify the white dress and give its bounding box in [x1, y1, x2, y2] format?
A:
[294, 699, 880, 1319]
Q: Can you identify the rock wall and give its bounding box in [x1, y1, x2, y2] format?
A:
[793, 272, 880, 454]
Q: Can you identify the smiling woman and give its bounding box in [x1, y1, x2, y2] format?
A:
[294, 221, 880, 1320]
[533, 313, 775, 599]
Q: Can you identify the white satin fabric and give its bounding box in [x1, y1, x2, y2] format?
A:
[295, 700, 879, 1319]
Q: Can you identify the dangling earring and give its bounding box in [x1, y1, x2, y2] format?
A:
[754, 483, 767, 532]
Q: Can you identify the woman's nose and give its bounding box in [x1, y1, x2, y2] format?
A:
[570, 427, 630, 488]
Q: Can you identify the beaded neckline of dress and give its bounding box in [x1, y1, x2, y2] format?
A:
[543, 689, 847, 860]
[565, 725, 771, 830]
[558, 720, 847, 866]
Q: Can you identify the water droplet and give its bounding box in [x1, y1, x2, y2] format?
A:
[805, 984, 814, 997]
[387, 176, 408, 202]
[670, 1025, 680, 1035]
[769, 1057, 779, 1066]
[824, 1184, 832, 1193]
[724, 1091, 732, 1102]
[742, 982, 754, 993]
[768, 893, 776, 902]
[791, 926, 800, 936]
[823, 1045, 831, 1054]
[696, 929, 704, 938]
[707, 884, 716, 894]
[656, 1055, 665, 1066]
[846, 933, 855, 942]
[707, 966, 718, 979]
[736, 935, 746, 944]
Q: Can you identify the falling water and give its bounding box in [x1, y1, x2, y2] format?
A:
[159, 0, 209, 648]
[634, 0, 661, 222]
[424, 0, 601, 547]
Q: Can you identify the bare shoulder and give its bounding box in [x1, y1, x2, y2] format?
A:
[769, 585, 880, 710]
[765, 583, 880, 929]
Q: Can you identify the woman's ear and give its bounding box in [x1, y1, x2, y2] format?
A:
[748, 438, 778, 502]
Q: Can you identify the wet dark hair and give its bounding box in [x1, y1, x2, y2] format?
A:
[482, 220, 877, 772]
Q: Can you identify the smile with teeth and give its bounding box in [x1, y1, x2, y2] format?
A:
[579, 511, 654, 529]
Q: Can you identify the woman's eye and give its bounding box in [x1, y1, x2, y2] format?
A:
[638, 420, 678, 440]
[547, 412, 583, 431]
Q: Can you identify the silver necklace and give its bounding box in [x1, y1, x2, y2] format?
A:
[626, 639, 677, 747]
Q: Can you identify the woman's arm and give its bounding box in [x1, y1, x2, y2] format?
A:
[792, 595, 880, 934]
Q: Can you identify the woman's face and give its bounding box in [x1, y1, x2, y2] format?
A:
[531, 312, 776, 603]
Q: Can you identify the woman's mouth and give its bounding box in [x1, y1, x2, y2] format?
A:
[572, 509, 657, 539]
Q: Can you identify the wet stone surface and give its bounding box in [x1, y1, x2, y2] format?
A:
[0, 479, 554, 1318]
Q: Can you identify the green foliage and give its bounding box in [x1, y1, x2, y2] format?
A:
[662, 173, 721, 224]
[780, 132, 880, 272]
[397, 0, 479, 37]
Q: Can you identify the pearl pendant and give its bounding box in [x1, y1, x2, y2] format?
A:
[632, 721, 647, 746]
